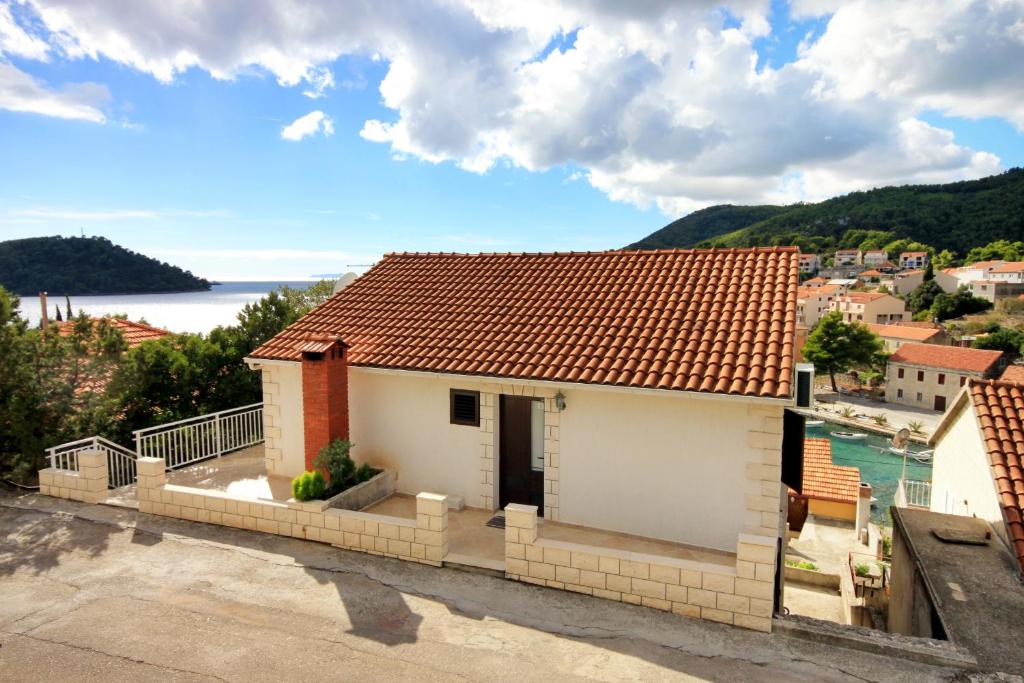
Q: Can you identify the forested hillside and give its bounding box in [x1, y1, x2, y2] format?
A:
[0, 236, 210, 295]
[629, 169, 1024, 254]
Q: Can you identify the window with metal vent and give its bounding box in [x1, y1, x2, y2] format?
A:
[450, 389, 480, 426]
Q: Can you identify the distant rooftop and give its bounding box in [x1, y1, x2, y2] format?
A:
[889, 343, 1003, 373]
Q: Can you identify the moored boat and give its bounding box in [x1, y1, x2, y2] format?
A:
[805, 419, 824, 427]
[833, 431, 867, 440]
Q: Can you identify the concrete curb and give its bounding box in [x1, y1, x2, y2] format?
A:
[774, 614, 977, 670]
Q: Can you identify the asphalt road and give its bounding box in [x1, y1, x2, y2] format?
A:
[0, 493, 958, 682]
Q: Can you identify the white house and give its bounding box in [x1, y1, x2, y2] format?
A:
[989, 261, 1024, 283]
[863, 250, 888, 267]
[899, 251, 929, 269]
[798, 253, 820, 274]
[834, 249, 862, 266]
[928, 380, 1024, 577]
[244, 248, 807, 631]
[947, 260, 1005, 287]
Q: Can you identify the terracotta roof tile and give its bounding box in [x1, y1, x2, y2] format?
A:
[1001, 365, 1024, 384]
[251, 248, 799, 398]
[838, 291, 890, 303]
[57, 317, 172, 348]
[967, 380, 1024, 574]
[890, 343, 1003, 373]
[991, 261, 1024, 274]
[789, 438, 861, 504]
[864, 323, 943, 342]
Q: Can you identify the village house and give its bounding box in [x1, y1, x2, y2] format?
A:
[888, 269, 959, 296]
[796, 283, 845, 328]
[862, 249, 888, 267]
[864, 322, 949, 352]
[798, 253, 819, 274]
[241, 248, 806, 632]
[786, 438, 868, 534]
[884, 344, 1004, 411]
[946, 260, 1005, 287]
[834, 249, 862, 266]
[1001, 364, 1024, 383]
[967, 279, 1024, 305]
[802, 275, 829, 288]
[989, 261, 1024, 283]
[830, 290, 906, 324]
[856, 268, 884, 284]
[899, 251, 929, 270]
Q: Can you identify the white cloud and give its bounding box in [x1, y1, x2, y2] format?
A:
[0, 61, 107, 122]
[281, 110, 334, 141]
[10, 0, 1024, 214]
[0, 2, 49, 59]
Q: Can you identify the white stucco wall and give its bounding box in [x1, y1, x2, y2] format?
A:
[931, 404, 1003, 523]
[557, 388, 756, 551]
[269, 364, 780, 552]
[348, 369, 483, 505]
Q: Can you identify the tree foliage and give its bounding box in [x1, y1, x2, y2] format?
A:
[964, 239, 1024, 264]
[906, 280, 944, 315]
[0, 280, 334, 481]
[630, 168, 1024, 254]
[930, 287, 992, 321]
[802, 312, 886, 391]
[0, 236, 210, 295]
[972, 327, 1024, 355]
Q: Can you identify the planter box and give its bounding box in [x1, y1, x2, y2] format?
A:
[324, 469, 395, 511]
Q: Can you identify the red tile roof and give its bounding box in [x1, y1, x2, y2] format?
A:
[1001, 365, 1024, 384]
[790, 438, 861, 504]
[967, 380, 1024, 573]
[251, 248, 800, 397]
[901, 251, 928, 258]
[890, 343, 1003, 373]
[57, 317, 172, 348]
[837, 291, 889, 303]
[992, 261, 1024, 273]
[865, 323, 943, 342]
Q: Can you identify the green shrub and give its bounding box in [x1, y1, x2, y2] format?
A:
[854, 562, 871, 578]
[291, 470, 326, 501]
[785, 559, 819, 571]
[313, 439, 376, 496]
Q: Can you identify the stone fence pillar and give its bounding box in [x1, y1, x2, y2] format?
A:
[136, 457, 167, 512]
[415, 493, 449, 565]
[38, 449, 108, 503]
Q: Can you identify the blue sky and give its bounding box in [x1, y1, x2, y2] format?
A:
[1, 1, 1022, 279]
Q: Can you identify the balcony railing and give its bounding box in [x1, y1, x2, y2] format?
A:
[895, 478, 931, 510]
[134, 403, 263, 470]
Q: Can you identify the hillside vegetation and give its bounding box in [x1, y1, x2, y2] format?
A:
[0, 236, 210, 295]
[629, 168, 1024, 255]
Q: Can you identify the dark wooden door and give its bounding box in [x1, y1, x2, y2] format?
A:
[499, 395, 544, 514]
[934, 395, 946, 412]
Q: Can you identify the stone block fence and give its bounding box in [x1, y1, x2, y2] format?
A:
[504, 503, 776, 632]
[134, 457, 449, 565]
[38, 450, 109, 504]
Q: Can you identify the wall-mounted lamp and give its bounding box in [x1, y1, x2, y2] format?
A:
[554, 391, 567, 412]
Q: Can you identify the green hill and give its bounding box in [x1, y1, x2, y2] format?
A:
[0, 236, 210, 295]
[629, 168, 1024, 254]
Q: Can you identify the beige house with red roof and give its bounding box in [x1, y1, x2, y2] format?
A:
[830, 290, 906, 324]
[929, 380, 1024, 577]
[786, 438, 867, 533]
[798, 253, 819, 274]
[864, 322, 948, 352]
[245, 248, 806, 631]
[796, 283, 846, 327]
[862, 249, 888, 267]
[899, 251, 929, 269]
[885, 343, 1005, 411]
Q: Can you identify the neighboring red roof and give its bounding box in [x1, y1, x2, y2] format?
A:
[991, 261, 1024, 274]
[251, 248, 799, 398]
[967, 260, 1007, 270]
[1001, 365, 1024, 384]
[804, 276, 828, 287]
[890, 343, 1003, 373]
[865, 323, 943, 342]
[838, 291, 889, 303]
[790, 438, 861, 504]
[967, 380, 1024, 573]
[859, 269, 883, 277]
[798, 253, 818, 260]
[891, 320, 940, 329]
[57, 317, 172, 348]
[864, 250, 887, 256]
[901, 251, 928, 258]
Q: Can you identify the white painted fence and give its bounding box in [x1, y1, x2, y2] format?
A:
[46, 436, 139, 488]
[134, 403, 264, 470]
[44, 403, 264, 489]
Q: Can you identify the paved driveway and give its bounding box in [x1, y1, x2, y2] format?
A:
[0, 493, 956, 682]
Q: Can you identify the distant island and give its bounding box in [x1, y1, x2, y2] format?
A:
[0, 236, 211, 295]
[629, 168, 1024, 254]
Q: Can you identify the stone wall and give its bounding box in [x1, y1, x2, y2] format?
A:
[504, 503, 776, 632]
[135, 457, 448, 566]
[38, 450, 108, 504]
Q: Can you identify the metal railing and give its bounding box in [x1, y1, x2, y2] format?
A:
[895, 478, 931, 509]
[46, 436, 139, 488]
[133, 403, 263, 470]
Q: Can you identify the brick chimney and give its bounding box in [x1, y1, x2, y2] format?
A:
[300, 338, 349, 472]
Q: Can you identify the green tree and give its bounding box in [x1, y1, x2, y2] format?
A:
[802, 312, 885, 392]
[933, 250, 957, 270]
[972, 328, 1024, 355]
[965, 239, 1024, 264]
[906, 279, 944, 315]
[883, 238, 933, 257]
[930, 287, 992, 321]
[923, 260, 934, 282]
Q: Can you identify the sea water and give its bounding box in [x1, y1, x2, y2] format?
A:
[15, 281, 316, 334]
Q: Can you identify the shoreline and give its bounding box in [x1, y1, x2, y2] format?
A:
[797, 408, 930, 445]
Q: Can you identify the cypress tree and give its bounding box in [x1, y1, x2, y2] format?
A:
[54, 305, 62, 322]
[65, 295, 72, 319]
